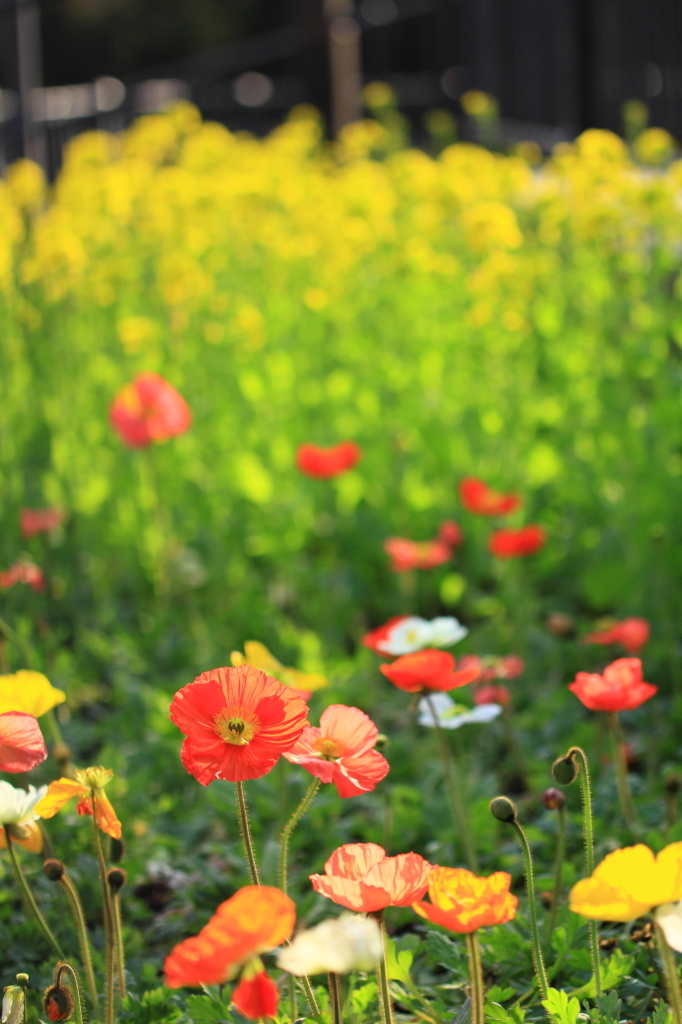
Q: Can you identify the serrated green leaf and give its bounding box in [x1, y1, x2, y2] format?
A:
[542, 987, 581, 1024]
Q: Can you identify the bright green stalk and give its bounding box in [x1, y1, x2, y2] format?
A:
[607, 713, 639, 831]
[278, 777, 321, 894]
[235, 781, 260, 886]
[3, 826, 64, 958]
[91, 804, 115, 1024]
[654, 921, 682, 1024]
[465, 931, 485, 1024]
[425, 694, 479, 872]
[375, 911, 395, 1024]
[328, 972, 343, 1024]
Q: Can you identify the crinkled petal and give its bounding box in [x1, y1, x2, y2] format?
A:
[0, 711, 47, 772]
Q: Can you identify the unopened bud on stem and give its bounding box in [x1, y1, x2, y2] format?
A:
[552, 754, 577, 785]
[490, 796, 517, 822]
[542, 787, 566, 810]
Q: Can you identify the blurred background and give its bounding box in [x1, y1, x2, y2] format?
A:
[1, 0, 681, 174]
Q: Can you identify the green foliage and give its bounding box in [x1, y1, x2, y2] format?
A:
[119, 987, 184, 1023]
[541, 987, 581, 1024]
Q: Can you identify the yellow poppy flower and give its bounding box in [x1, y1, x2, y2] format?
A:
[231, 641, 328, 694]
[570, 843, 682, 923]
[0, 670, 66, 718]
[35, 766, 122, 839]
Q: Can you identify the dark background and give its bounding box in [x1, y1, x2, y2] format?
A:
[1, 0, 681, 170]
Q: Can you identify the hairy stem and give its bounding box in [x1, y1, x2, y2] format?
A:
[111, 889, 127, 999]
[91, 808, 115, 1024]
[543, 805, 566, 949]
[509, 818, 549, 999]
[60, 870, 99, 1009]
[569, 746, 602, 996]
[278, 777, 321, 894]
[328, 972, 343, 1024]
[235, 780, 260, 886]
[465, 931, 485, 1024]
[3, 825, 64, 958]
[425, 694, 479, 872]
[375, 912, 395, 1024]
[607, 713, 639, 832]
[55, 962, 85, 1024]
[655, 921, 682, 1024]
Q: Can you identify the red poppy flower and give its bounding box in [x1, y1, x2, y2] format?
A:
[362, 616, 410, 654]
[296, 441, 362, 479]
[474, 683, 511, 707]
[498, 655, 525, 679]
[20, 507, 63, 538]
[568, 658, 657, 713]
[170, 665, 309, 785]
[0, 561, 44, 591]
[438, 520, 464, 547]
[583, 617, 650, 655]
[459, 477, 521, 516]
[310, 842, 432, 912]
[489, 525, 545, 558]
[384, 537, 452, 572]
[284, 704, 389, 798]
[165, 885, 295, 989]
[233, 970, 280, 1019]
[0, 712, 47, 773]
[110, 372, 191, 448]
[380, 650, 479, 693]
[457, 655, 488, 683]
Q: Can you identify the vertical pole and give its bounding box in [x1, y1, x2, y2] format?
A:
[16, 0, 47, 167]
[324, 0, 362, 135]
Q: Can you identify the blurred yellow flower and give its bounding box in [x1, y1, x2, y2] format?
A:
[570, 843, 682, 922]
[0, 670, 66, 718]
[634, 127, 676, 166]
[231, 641, 328, 695]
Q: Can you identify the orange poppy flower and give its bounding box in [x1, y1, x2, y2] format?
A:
[164, 885, 295, 988]
[296, 441, 362, 478]
[459, 477, 521, 517]
[568, 657, 657, 713]
[170, 665, 309, 785]
[310, 842, 432, 912]
[380, 650, 480, 693]
[283, 704, 390, 798]
[489, 525, 545, 558]
[0, 560, 45, 591]
[20, 507, 64, 538]
[35, 766, 122, 839]
[0, 711, 47, 773]
[110, 372, 191, 448]
[583, 617, 650, 655]
[413, 866, 518, 933]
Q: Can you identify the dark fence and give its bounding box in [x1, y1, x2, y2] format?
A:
[1, 0, 681, 175]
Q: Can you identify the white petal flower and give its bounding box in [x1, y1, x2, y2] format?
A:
[417, 693, 502, 730]
[1, 985, 25, 1024]
[378, 616, 467, 655]
[655, 902, 682, 953]
[277, 913, 383, 976]
[0, 781, 48, 826]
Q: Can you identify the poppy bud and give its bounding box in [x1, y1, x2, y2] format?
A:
[490, 795, 517, 822]
[552, 755, 577, 785]
[107, 867, 127, 893]
[541, 788, 566, 810]
[15, 975, 29, 986]
[540, 891, 553, 909]
[665, 774, 682, 795]
[43, 859, 65, 881]
[546, 612, 575, 637]
[43, 982, 74, 1021]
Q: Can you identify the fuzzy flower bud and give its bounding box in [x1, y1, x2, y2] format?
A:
[277, 913, 383, 976]
[43, 982, 74, 1022]
[107, 867, 127, 893]
[552, 755, 578, 785]
[541, 788, 566, 810]
[490, 796, 517, 822]
[43, 858, 65, 881]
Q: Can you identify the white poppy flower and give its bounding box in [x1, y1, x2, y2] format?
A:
[0, 781, 48, 826]
[1, 986, 25, 1024]
[277, 913, 383, 976]
[417, 693, 502, 730]
[378, 616, 467, 655]
[655, 901, 682, 953]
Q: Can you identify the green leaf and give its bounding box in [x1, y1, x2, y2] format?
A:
[485, 987, 516, 1004]
[384, 936, 413, 984]
[648, 1006, 673, 1024]
[350, 982, 378, 1015]
[186, 993, 232, 1024]
[485, 1000, 526, 1024]
[595, 990, 621, 1022]
[571, 949, 634, 998]
[541, 987, 581, 1024]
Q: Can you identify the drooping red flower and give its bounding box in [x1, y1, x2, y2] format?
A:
[568, 658, 657, 713]
[284, 704, 389, 798]
[459, 477, 521, 517]
[0, 712, 47, 772]
[20, 507, 64, 538]
[110, 372, 191, 449]
[170, 665, 309, 784]
[473, 683, 511, 707]
[583, 618, 650, 655]
[380, 650, 479, 693]
[310, 842, 433, 912]
[233, 970, 280, 1019]
[489, 525, 545, 558]
[0, 561, 45, 591]
[296, 442, 362, 479]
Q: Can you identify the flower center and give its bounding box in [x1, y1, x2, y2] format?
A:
[214, 709, 258, 745]
[312, 737, 344, 760]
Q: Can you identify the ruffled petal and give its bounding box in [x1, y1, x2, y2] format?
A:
[0, 711, 47, 772]
[319, 705, 378, 757]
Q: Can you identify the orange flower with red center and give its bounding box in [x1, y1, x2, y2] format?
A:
[110, 372, 191, 448]
[488, 525, 545, 558]
[0, 712, 47, 773]
[413, 866, 518, 933]
[310, 842, 433, 912]
[296, 441, 362, 478]
[568, 657, 657, 713]
[20, 507, 64, 538]
[165, 884, 294, 1019]
[35, 766, 122, 839]
[583, 617, 650, 655]
[170, 665, 309, 785]
[380, 650, 480, 693]
[459, 477, 521, 517]
[284, 704, 390, 798]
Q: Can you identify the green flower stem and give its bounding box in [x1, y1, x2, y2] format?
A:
[235, 781, 260, 886]
[543, 804, 566, 949]
[425, 694, 479, 872]
[288, 975, 297, 1019]
[509, 818, 549, 1000]
[91, 804, 115, 1024]
[55, 962, 85, 1024]
[465, 931, 485, 1024]
[59, 869, 99, 1009]
[561, 747, 602, 997]
[3, 825, 64, 958]
[111, 888, 127, 999]
[278, 777, 321, 894]
[607, 713, 639, 831]
[655, 921, 682, 1024]
[375, 911, 395, 1024]
[328, 972, 343, 1024]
